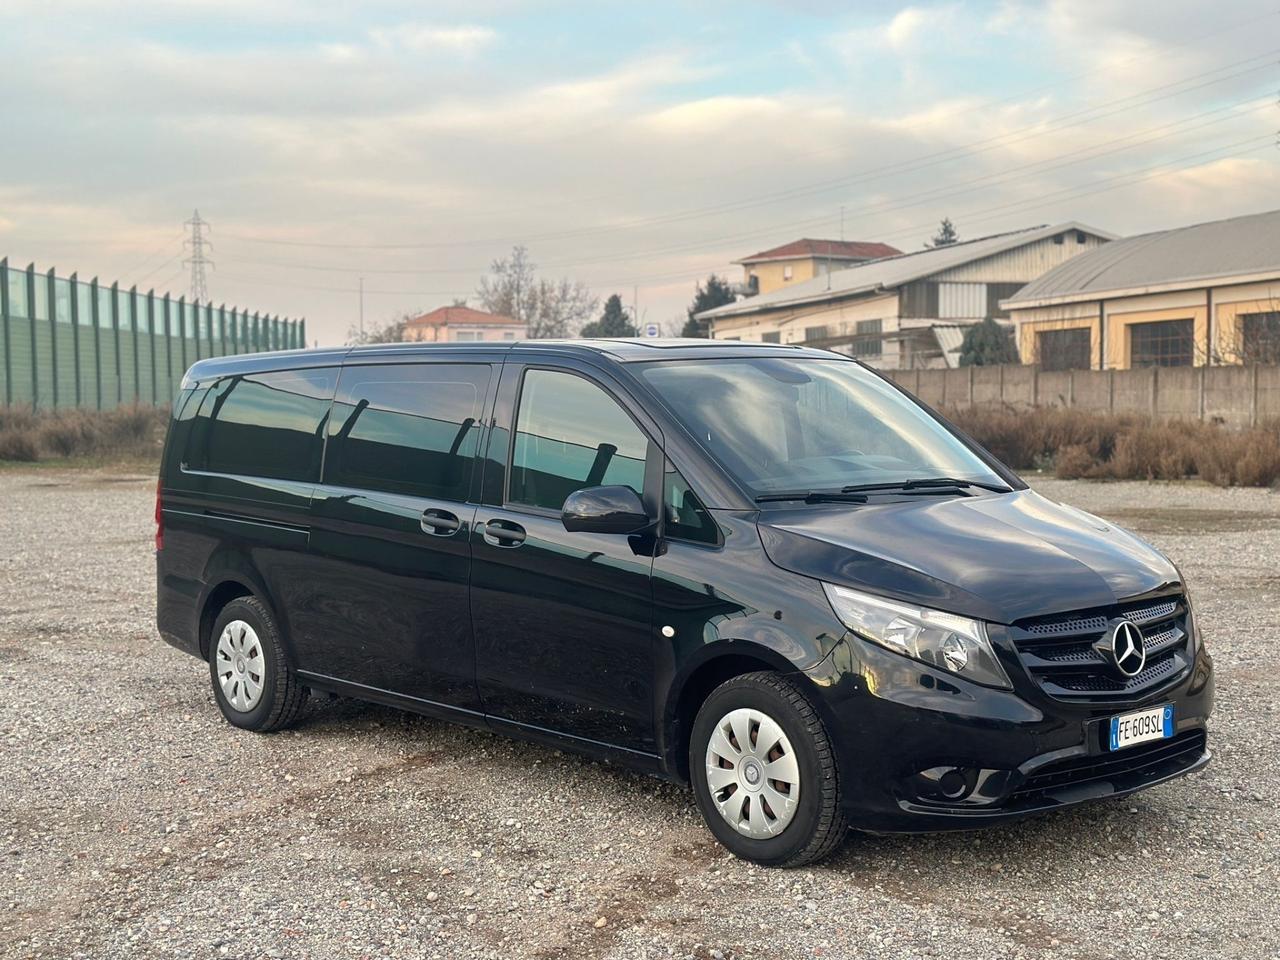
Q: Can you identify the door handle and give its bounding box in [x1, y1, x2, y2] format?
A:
[482, 518, 526, 547]
[420, 508, 461, 537]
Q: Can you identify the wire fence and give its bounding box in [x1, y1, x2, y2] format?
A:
[0, 257, 306, 410]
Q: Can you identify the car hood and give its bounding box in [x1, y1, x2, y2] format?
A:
[756, 489, 1179, 624]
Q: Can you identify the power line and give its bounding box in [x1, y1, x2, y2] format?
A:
[209, 134, 1273, 301]
[210, 94, 1271, 280]
[217, 48, 1280, 254]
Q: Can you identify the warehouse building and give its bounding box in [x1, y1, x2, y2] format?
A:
[1005, 209, 1280, 370]
[697, 222, 1112, 369]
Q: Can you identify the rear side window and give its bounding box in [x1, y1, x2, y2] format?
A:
[324, 363, 490, 500]
[509, 369, 648, 511]
[186, 368, 336, 481]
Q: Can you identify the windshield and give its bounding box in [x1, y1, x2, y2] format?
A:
[638, 357, 1006, 497]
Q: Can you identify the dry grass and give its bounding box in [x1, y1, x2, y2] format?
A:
[947, 405, 1280, 487]
[0, 405, 168, 464]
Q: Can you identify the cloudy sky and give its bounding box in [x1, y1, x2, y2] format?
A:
[1, 0, 1277, 344]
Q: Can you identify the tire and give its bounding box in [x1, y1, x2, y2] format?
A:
[690, 671, 848, 867]
[208, 595, 308, 732]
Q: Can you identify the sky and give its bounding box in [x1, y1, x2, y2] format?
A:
[1, 0, 1277, 345]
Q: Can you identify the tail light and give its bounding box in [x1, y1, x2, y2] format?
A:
[154, 480, 164, 551]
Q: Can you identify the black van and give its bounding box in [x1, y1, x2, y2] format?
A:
[156, 340, 1213, 866]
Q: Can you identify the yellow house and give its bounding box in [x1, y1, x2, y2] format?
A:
[699, 223, 1112, 369]
[1005, 209, 1280, 370]
[735, 238, 902, 296]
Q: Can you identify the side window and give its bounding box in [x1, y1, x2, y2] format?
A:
[325, 363, 490, 500]
[186, 368, 335, 481]
[664, 462, 719, 545]
[509, 369, 648, 511]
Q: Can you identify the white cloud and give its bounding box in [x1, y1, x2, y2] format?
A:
[832, 4, 957, 60]
[369, 23, 497, 56]
[883, 8, 929, 51]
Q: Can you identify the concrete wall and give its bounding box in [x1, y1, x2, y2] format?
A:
[886, 364, 1280, 427]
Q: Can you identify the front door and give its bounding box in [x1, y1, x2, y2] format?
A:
[297, 360, 494, 712]
[470, 362, 659, 753]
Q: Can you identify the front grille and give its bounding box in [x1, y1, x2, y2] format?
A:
[1009, 729, 1206, 802]
[1010, 595, 1191, 702]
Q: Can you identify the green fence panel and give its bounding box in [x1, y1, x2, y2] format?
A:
[0, 256, 303, 408]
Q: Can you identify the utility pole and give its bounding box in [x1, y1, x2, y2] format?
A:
[840, 205, 845, 241]
[359, 276, 365, 339]
[183, 210, 213, 303]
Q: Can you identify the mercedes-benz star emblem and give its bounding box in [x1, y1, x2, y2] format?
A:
[1108, 619, 1146, 678]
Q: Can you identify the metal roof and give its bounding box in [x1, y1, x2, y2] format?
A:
[697, 222, 1113, 320]
[1003, 209, 1280, 308]
[735, 238, 903, 264]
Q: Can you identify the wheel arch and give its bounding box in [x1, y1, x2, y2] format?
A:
[661, 641, 808, 784]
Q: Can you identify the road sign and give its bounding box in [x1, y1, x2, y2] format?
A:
[644, 323, 660, 338]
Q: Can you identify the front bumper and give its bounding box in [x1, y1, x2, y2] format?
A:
[807, 635, 1214, 833]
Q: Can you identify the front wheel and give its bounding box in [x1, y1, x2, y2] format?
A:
[690, 672, 848, 867]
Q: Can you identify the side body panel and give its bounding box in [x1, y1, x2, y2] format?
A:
[469, 357, 662, 755]
[294, 360, 496, 711]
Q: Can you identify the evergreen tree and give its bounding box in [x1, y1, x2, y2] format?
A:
[681, 274, 735, 337]
[580, 293, 638, 338]
[958, 318, 1019, 366]
[927, 217, 959, 248]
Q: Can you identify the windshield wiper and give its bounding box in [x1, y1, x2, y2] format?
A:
[839, 477, 1011, 494]
[754, 490, 869, 504]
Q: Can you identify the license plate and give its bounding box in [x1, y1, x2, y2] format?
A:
[1109, 704, 1174, 751]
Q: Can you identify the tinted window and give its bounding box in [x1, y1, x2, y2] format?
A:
[640, 357, 1002, 496]
[325, 364, 490, 500]
[509, 369, 648, 510]
[186, 368, 335, 481]
[664, 462, 718, 545]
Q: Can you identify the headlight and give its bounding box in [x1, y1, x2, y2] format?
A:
[822, 583, 1012, 689]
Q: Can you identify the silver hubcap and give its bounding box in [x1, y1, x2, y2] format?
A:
[704, 707, 800, 839]
[215, 620, 266, 712]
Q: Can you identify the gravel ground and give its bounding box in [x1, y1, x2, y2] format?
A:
[1, 469, 1278, 960]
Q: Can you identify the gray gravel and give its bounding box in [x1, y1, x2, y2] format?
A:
[1, 468, 1278, 960]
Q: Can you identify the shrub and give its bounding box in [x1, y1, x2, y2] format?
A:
[1052, 444, 1098, 480]
[0, 404, 169, 463]
[944, 405, 1280, 488]
[0, 428, 40, 461]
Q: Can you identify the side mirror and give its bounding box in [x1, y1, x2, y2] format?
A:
[561, 485, 650, 535]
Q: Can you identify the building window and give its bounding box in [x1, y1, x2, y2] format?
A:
[454, 330, 480, 341]
[783, 265, 793, 281]
[1241, 312, 1280, 364]
[1037, 328, 1091, 371]
[761, 331, 780, 343]
[803, 325, 828, 343]
[986, 282, 1026, 319]
[852, 319, 882, 357]
[1129, 318, 1194, 368]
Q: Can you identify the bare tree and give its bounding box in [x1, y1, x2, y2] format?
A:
[477, 245, 597, 338]
[347, 312, 411, 345]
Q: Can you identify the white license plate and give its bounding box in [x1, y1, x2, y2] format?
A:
[1109, 704, 1174, 751]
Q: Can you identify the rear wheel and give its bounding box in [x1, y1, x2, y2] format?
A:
[208, 596, 307, 732]
[690, 672, 847, 867]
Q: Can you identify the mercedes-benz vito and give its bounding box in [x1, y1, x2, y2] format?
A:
[156, 339, 1213, 866]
